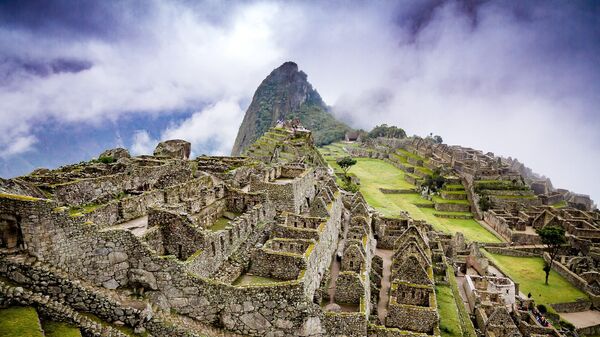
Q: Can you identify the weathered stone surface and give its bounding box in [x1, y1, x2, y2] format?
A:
[128, 269, 158, 290]
[99, 148, 131, 160]
[153, 139, 191, 160]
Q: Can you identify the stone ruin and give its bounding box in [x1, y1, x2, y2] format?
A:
[0, 126, 451, 337]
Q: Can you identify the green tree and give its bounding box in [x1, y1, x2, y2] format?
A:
[336, 156, 357, 178]
[423, 169, 446, 193]
[367, 124, 407, 139]
[536, 225, 566, 285]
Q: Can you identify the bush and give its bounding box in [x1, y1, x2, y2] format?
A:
[423, 169, 445, 193]
[367, 124, 406, 139]
[478, 194, 494, 211]
[536, 304, 547, 314]
[340, 180, 359, 193]
[98, 156, 115, 164]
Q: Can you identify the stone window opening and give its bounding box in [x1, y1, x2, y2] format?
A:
[177, 244, 183, 259]
[211, 242, 216, 256]
[220, 236, 225, 250]
[0, 214, 24, 250]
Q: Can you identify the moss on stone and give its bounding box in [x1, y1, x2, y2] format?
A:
[0, 193, 41, 202]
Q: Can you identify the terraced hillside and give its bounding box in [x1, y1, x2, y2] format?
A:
[319, 142, 502, 243]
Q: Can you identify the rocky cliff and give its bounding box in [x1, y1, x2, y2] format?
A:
[231, 61, 350, 155]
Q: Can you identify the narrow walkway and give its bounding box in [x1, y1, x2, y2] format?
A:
[375, 248, 393, 323]
[327, 257, 341, 304]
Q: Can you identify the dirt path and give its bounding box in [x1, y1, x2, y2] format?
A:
[375, 248, 393, 323]
[560, 310, 600, 329]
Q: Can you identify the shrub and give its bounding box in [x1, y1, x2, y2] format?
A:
[98, 156, 115, 164]
[536, 304, 547, 314]
[340, 180, 359, 193]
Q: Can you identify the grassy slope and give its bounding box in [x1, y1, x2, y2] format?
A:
[0, 306, 44, 337]
[42, 321, 82, 337]
[340, 157, 500, 243]
[483, 251, 588, 307]
[436, 285, 462, 337]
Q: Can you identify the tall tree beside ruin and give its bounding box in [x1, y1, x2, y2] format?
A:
[536, 225, 566, 285]
[337, 156, 357, 178]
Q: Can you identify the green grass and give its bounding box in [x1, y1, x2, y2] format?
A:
[436, 285, 462, 337]
[551, 201, 567, 208]
[42, 321, 82, 337]
[207, 217, 231, 232]
[339, 157, 501, 243]
[483, 251, 589, 308]
[0, 306, 44, 337]
[432, 196, 470, 205]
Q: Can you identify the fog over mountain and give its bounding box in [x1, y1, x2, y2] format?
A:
[0, 0, 599, 201]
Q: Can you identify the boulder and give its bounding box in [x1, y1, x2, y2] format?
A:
[128, 269, 158, 291]
[99, 148, 131, 160]
[153, 139, 191, 160]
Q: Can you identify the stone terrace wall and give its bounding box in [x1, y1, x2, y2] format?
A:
[52, 161, 193, 206]
[185, 203, 273, 278]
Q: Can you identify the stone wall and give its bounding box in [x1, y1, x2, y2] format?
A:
[335, 272, 364, 304]
[323, 312, 367, 337]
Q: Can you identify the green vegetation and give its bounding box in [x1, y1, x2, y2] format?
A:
[551, 200, 568, 208]
[336, 156, 357, 177]
[0, 306, 44, 337]
[98, 156, 116, 164]
[69, 203, 102, 217]
[475, 180, 529, 192]
[536, 226, 567, 285]
[41, 321, 82, 337]
[436, 285, 462, 337]
[330, 156, 500, 243]
[445, 263, 477, 337]
[367, 124, 406, 139]
[0, 193, 41, 202]
[483, 251, 588, 308]
[207, 217, 231, 232]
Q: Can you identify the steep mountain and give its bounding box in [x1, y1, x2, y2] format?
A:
[231, 61, 351, 155]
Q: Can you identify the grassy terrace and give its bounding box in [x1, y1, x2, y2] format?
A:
[483, 251, 588, 309]
[42, 321, 82, 337]
[319, 148, 501, 243]
[436, 285, 462, 337]
[0, 306, 44, 337]
[207, 217, 232, 232]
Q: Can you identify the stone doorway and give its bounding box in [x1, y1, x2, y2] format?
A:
[0, 214, 24, 249]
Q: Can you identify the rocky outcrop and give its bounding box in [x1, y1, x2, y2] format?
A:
[231, 61, 350, 155]
[154, 139, 191, 160]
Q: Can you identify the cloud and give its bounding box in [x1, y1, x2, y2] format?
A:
[0, 135, 37, 158]
[131, 130, 155, 156]
[0, 0, 599, 201]
[161, 100, 244, 156]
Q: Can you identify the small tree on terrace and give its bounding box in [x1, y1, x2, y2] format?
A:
[536, 225, 566, 285]
[336, 156, 357, 178]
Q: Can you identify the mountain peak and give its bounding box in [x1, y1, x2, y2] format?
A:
[231, 62, 349, 155]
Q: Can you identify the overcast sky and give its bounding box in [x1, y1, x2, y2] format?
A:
[0, 0, 599, 202]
